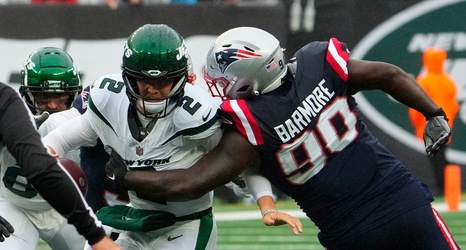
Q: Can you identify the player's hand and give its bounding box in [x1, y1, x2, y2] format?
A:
[105, 147, 128, 193]
[262, 211, 303, 235]
[0, 215, 14, 242]
[34, 111, 50, 128]
[90, 236, 122, 250]
[424, 113, 451, 156]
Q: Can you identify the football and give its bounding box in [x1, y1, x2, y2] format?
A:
[58, 158, 88, 197]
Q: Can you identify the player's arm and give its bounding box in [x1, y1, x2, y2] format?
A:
[124, 127, 258, 201]
[347, 59, 440, 117]
[0, 84, 112, 246]
[347, 59, 450, 155]
[43, 111, 99, 157]
[242, 168, 303, 235]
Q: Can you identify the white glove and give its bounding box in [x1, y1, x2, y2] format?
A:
[424, 114, 451, 156]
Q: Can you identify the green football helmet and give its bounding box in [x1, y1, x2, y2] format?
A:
[122, 24, 189, 119]
[20, 47, 82, 115]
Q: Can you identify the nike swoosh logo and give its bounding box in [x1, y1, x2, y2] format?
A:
[122, 216, 135, 221]
[202, 110, 212, 122]
[108, 174, 115, 180]
[167, 234, 183, 241]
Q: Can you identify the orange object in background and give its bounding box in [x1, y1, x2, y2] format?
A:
[408, 47, 459, 196]
[409, 47, 459, 141]
[445, 165, 461, 211]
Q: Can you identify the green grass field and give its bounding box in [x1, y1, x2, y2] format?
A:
[37, 197, 466, 250]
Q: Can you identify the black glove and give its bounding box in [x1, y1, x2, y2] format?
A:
[424, 108, 451, 156]
[34, 111, 50, 128]
[0, 215, 14, 242]
[105, 147, 128, 194]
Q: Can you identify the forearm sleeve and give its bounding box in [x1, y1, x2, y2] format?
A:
[242, 168, 274, 201]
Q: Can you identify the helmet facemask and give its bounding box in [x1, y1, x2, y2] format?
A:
[121, 24, 189, 119]
[203, 68, 230, 100]
[123, 71, 187, 119]
[23, 81, 81, 115]
[203, 68, 254, 100]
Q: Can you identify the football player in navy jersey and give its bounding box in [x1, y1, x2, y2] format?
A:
[107, 27, 458, 249]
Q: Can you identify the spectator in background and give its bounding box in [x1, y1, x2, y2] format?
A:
[105, 0, 141, 9]
[104, 0, 196, 9]
[31, 0, 77, 3]
[409, 47, 459, 196]
[169, 0, 196, 4]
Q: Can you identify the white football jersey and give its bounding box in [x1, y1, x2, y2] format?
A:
[45, 74, 223, 216]
[39, 108, 84, 163]
[0, 108, 84, 211]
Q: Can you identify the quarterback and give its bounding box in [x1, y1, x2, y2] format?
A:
[43, 24, 300, 249]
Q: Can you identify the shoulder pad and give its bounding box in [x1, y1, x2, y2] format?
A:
[88, 74, 128, 122]
[173, 84, 221, 131]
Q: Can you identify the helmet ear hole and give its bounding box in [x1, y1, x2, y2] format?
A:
[237, 85, 250, 93]
[227, 78, 254, 99]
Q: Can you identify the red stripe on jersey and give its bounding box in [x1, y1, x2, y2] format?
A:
[222, 100, 264, 145]
[326, 37, 349, 81]
[431, 205, 460, 250]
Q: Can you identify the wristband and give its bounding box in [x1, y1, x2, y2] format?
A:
[425, 107, 447, 120]
[261, 209, 278, 217]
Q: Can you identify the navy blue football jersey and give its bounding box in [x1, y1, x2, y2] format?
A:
[221, 38, 434, 245]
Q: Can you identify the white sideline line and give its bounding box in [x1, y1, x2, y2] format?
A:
[214, 202, 466, 221]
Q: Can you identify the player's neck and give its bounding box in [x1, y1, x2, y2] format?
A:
[137, 112, 158, 132]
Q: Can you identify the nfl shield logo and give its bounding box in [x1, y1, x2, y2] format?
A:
[136, 146, 143, 156]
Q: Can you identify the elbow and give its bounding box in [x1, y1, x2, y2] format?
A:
[376, 63, 412, 92]
[381, 63, 405, 83]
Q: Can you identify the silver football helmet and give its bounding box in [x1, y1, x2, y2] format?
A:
[204, 27, 287, 100]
